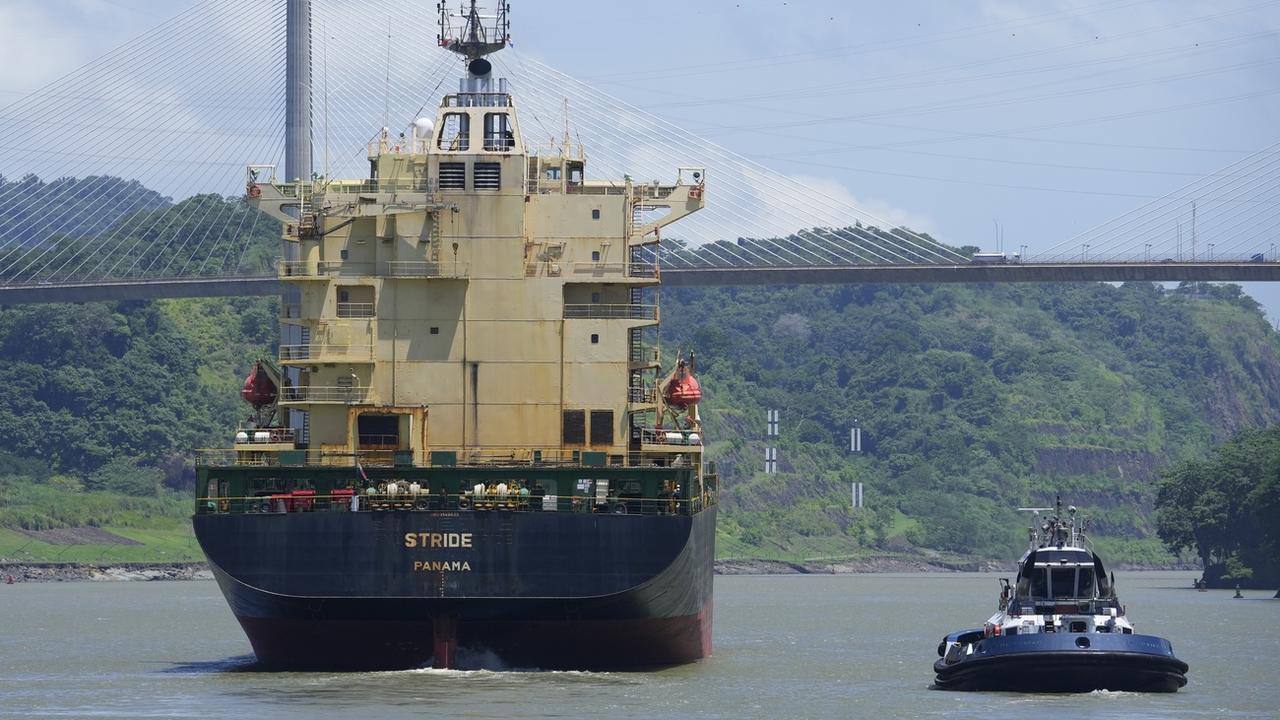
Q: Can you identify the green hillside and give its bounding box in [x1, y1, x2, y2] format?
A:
[659, 281, 1280, 563]
[0, 279, 1277, 566]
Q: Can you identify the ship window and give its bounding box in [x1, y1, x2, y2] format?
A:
[591, 251, 600, 261]
[438, 162, 466, 190]
[590, 410, 614, 445]
[1051, 568, 1076, 599]
[562, 410, 586, 445]
[430, 327, 440, 335]
[1077, 569, 1096, 598]
[474, 162, 501, 190]
[591, 292, 601, 303]
[1030, 568, 1048, 597]
[483, 113, 514, 151]
[592, 209, 600, 220]
[590, 333, 599, 344]
[438, 113, 470, 151]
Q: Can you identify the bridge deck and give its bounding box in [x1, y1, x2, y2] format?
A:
[3, 263, 1279, 305]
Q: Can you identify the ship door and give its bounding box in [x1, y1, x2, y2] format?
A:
[356, 413, 403, 465]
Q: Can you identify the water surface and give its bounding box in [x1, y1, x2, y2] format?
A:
[1, 572, 1275, 719]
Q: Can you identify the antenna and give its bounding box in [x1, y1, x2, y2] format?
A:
[438, 1, 512, 61]
[562, 97, 571, 152]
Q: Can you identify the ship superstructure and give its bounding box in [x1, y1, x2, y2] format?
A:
[193, 2, 716, 670]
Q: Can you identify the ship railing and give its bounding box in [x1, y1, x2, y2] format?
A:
[279, 385, 371, 403]
[260, 177, 436, 198]
[320, 177, 437, 195]
[628, 386, 659, 404]
[635, 429, 704, 447]
[234, 426, 297, 444]
[630, 183, 681, 201]
[278, 260, 377, 277]
[561, 262, 659, 279]
[383, 261, 469, 278]
[194, 492, 709, 516]
[567, 184, 628, 196]
[336, 302, 375, 318]
[195, 448, 398, 467]
[279, 344, 375, 362]
[569, 262, 625, 276]
[563, 303, 659, 320]
[628, 262, 659, 278]
[441, 93, 513, 108]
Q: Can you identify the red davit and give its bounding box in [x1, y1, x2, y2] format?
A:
[241, 361, 278, 408]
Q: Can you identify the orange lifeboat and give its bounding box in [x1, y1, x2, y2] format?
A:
[240, 361, 278, 408]
[663, 358, 702, 408]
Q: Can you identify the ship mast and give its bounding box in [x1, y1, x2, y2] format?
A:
[438, 1, 511, 62]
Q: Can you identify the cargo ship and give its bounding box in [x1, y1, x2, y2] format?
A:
[192, 2, 716, 670]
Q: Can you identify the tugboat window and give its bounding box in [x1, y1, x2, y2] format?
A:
[1051, 568, 1076, 599]
[1077, 569, 1095, 598]
[438, 113, 470, 151]
[1030, 568, 1048, 597]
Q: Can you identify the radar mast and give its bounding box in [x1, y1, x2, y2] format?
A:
[438, 1, 511, 61]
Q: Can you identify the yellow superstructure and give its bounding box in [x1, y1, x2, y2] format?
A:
[246, 64, 705, 469]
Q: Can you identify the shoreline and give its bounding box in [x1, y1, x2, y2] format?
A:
[1, 557, 1200, 583]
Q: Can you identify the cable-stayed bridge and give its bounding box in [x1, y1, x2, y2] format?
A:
[1, 0, 1278, 305]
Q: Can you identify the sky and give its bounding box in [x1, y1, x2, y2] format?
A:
[2, 0, 1278, 311]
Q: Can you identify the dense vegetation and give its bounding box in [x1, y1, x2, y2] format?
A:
[1155, 426, 1280, 588]
[2, 279, 1278, 565]
[660, 280, 1280, 563]
[0, 175, 277, 283]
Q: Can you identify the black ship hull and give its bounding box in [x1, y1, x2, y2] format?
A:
[194, 506, 715, 670]
[933, 632, 1188, 693]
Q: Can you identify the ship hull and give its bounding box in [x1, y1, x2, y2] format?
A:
[933, 633, 1188, 692]
[195, 506, 715, 670]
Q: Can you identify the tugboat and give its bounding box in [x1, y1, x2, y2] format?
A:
[191, 2, 716, 671]
[933, 499, 1189, 692]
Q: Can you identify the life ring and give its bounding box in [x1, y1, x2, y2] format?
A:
[218, 499, 230, 513]
[458, 496, 472, 510]
[611, 502, 627, 515]
[413, 499, 429, 511]
[247, 185, 262, 198]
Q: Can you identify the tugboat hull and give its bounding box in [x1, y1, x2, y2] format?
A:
[933, 633, 1188, 693]
[195, 507, 715, 670]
